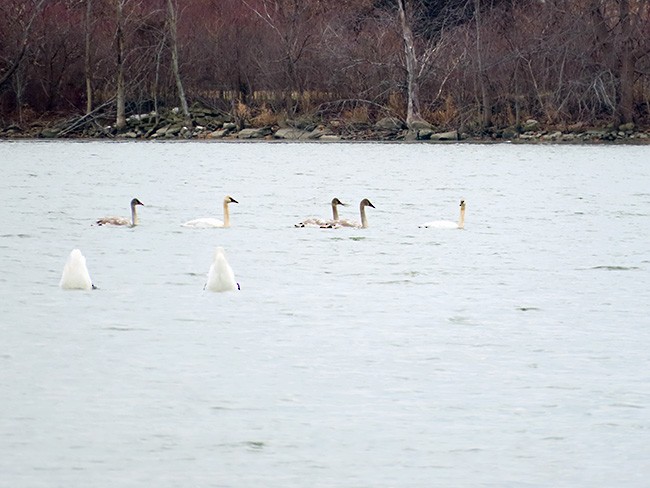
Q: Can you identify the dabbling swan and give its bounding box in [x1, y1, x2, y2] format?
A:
[205, 247, 239, 292]
[295, 197, 347, 227]
[419, 199, 466, 229]
[182, 195, 238, 228]
[322, 198, 375, 229]
[59, 249, 96, 290]
[96, 198, 144, 227]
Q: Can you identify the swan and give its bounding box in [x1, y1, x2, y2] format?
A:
[182, 195, 238, 228]
[419, 199, 466, 229]
[205, 247, 239, 292]
[295, 197, 347, 227]
[96, 198, 144, 227]
[59, 249, 96, 290]
[322, 198, 375, 229]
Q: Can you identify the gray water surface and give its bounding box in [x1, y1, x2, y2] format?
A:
[1, 141, 649, 487]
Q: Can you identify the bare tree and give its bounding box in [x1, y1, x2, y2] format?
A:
[0, 0, 46, 92]
[473, 0, 491, 128]
[166, 0, 190, 123]
[115, 0, 127, 130]
[589, 0, 650, 124]
[84, 0, 93, 114]
[396, 0, 430, 129]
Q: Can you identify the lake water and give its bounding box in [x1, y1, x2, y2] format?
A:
[0, 140, 649, 487]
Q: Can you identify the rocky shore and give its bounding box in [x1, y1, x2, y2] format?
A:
[1, 107, 648, 143]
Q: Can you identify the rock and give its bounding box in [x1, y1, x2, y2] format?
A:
[40, 128, 60, 138]
[375, 117, 405, 130]
[501, 128, 518, 139]
[207, 129, 229, 139]
[523, 119, 539, 131]
[429, 130, 458, 141]
[237, 127, 272, 139]
[166, 124, 184, 136]
[518, 133, 538, 140]
[274, 128, 310, 140]
[541, 131, 562, 141]
[408, 119, 432, 131]
[416, 128, 434, 140]
[308, 127, 333, 139]
[619, 122, 635, 132]
[318, 135, 341, 141]
[223, 122, 237, 131]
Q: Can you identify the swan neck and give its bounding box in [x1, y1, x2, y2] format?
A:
[458, 206, 465, 229]
[131, 204, 138, 226]
[223, 200, 230, 228]
[360, 203, 368, 228]
[332, 202, 340, 221]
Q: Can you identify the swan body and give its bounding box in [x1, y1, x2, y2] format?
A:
[295, 197, 347, 227]
[182, 195, 238, 228]
[323, 198, 375, 229]
[96, 198, 144, 227]
[420, 199, 466, 229]
[59, 249, 95, 290]
[205, 247, 239, 292]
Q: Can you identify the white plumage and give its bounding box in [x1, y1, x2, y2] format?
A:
[420, 199, 466, 229]
[59, 249, 95, 290]
[205, 247, 239, 292]
[322, 198, 375, 229]
[96, 198, 144, 227]
[295, 197, 347, 227]
[182, 195, 238, 228]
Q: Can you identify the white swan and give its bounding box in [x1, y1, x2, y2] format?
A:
[205, 247, 239, 292]
[182, 195, 238, 228]
[295, 197, 347, 227]
[59, 249, 96, 290]
[420, 199, 466, 229]
[322, 198, 375, 229]
[96, 198, 144, 227]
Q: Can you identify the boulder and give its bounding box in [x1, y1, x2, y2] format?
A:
[40, 128, 61, 138]
[429, 130, 458, 141]
[541, 131, 562, 141]
[408, 119, 432, 131]
[207, 129, 229, 139]
[523, 119, 539, 131]
[375, 117, 405, 130]
[237, 127, 272, 139]
[308, 127, 334, 139]
[274, 128, 310, 140]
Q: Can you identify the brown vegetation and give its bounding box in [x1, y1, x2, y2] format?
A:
[0, 0, 648, 138]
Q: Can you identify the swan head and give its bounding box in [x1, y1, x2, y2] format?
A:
[360, 198, 375, 209]
[332, 197, 347, 206]
[224, 195, 238, 205]
[460, 199, 466, 209]
[130, 198, 144, 207]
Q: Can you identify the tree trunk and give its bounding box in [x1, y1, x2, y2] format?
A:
[84, 0, 93, 114]
[618, 0, 634, 124]
[115, 0, 127, 131]
[396, 0, 429, 129]
[474, 0, 491, 128]
[166, 0, 191, 124]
